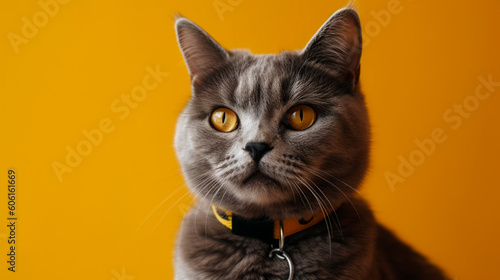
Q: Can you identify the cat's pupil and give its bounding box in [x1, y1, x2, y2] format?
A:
[222, 112, 226, 124]
[300, 109, 303, 121]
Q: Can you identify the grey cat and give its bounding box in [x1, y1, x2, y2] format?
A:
[173, 7, 447, 280]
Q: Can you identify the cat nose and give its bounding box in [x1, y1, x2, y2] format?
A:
[244, 142, 273, 163]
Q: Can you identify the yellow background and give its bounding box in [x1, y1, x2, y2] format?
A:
[1, 0, 499, 279]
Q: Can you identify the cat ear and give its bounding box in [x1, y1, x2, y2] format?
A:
[301, 8, 362, 87]
[175, 17, 228, 85]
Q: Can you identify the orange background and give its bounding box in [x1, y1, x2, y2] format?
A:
[1, 0, 499, 279]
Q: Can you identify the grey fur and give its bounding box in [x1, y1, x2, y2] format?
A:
[173, 7, 447, 280]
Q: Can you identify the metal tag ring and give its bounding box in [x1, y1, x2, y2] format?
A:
[269, 248, 294, 280]
[268, 220, 295, 280]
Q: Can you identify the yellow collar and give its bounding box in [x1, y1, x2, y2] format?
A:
[212, 204, 332, 243]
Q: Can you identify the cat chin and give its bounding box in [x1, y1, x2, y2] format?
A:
[230, 182, 292, 207]
[232, 190, 278, 206]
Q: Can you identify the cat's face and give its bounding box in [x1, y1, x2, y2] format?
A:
[174, 8, 369, 219]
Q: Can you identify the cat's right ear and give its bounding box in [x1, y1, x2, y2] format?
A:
[301, 8, 362, 89]
[175, 17, 228, 86]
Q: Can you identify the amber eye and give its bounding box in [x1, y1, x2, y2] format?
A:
[285, 105, 317, 130]
[211, 108, 238, 132]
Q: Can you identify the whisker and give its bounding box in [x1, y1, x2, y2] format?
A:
[292, 173, 333, 256]
[152, 190, 193, 233]
[151, 172, 218, 234]
[304, 166, 362, 224]
[191, 175, 220, 235]
[204, 179, 227, 239]
[133, 169, 212, 234]
[307, 166, 365, 198]
[284, 177, 308, 211]
[299, 173, 344, 248]
[144, 160, 237, 235]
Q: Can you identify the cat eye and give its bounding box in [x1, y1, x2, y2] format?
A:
[211, 108, 238, 132]
[285, 105, 317, 131]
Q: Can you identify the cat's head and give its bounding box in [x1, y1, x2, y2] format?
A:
[174, 8, 369, 219]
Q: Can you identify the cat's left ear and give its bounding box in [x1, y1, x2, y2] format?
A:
[175, 17, 228, 85]
[301, 8, 362, 88]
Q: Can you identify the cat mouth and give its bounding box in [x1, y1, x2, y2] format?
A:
[242, 170, 280, 186]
